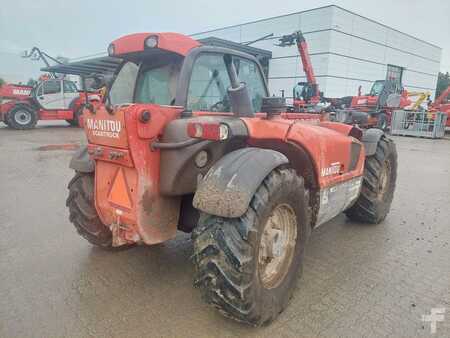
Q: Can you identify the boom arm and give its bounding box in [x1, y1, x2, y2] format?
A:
[277, 31, 319, 99]
[22, 47, 63, 78]
[406, 91, 431, 110]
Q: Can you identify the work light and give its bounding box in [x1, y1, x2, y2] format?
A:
[145, 36, 158, 48]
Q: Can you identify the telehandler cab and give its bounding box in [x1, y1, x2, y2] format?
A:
[67, 32, 397, 326]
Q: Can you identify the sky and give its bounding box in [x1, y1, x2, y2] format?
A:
[0, 0, 449, 83]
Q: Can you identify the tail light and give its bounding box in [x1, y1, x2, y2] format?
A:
[187, 122, 229, 141]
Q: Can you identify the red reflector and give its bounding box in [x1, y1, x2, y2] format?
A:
[187, 122, 228, 141]
[108, 168, 132, 209]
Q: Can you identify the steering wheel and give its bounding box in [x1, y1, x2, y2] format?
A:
[210, 100, 225, 112]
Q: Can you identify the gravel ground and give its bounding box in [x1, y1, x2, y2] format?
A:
[0, 121, 449, 338]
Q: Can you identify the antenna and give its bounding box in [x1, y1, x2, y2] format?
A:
[243, 33, 274, 46]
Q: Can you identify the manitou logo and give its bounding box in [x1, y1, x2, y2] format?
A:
[12, 89, 31, 96]
[86, 118, 122, 139]
[321, 162, 341, 177]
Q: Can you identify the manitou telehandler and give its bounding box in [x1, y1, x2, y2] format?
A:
[0, 47, 106, 129]
[276, 31, 321, 110]
[429, 85, 450, 127]
[333, 67, 411, 130]
[0, 77, 100, 129]
[67, 32, 398, 326]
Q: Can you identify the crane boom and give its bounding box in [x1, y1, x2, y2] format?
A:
[295, 32, 317, 90]
[406, 91, 431, 110]
[276, 31, 320, 103]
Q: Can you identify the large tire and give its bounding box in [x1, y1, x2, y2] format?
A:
[66, 101, 83, 127]
[345, 136, 397, 224]
[6, 105, 37, 129]
[66, 172, 113, 248]
[192, 167, 309, 326]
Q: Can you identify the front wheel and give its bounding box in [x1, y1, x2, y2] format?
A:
[192, 167, 309, 326]
[66, 172, 114, 248]
[6, 105, 37, 129]
[345, 136, 397, 223]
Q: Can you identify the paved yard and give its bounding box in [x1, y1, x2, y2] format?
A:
[0, 121, 449, 337]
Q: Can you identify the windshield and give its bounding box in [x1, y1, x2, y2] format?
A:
[109, 57, 181, 106]
[293, 83, 307, 99]
[370, 80, 385, 96]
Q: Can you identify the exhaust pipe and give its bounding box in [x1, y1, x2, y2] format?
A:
[224, 54, 254, 117]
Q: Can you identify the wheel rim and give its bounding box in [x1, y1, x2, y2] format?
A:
[258, 204, 298, 289]
[14, 110, 32, 125]
[378, 160, 391, 200]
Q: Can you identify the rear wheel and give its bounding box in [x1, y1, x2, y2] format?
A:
[345, 136, 397, 223]
[6, 105, 37, 129]
[66, 172, 113, 248]
[192, 167, 309, 326]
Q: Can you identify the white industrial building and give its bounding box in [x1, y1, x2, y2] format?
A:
[191, 5, 442, 99]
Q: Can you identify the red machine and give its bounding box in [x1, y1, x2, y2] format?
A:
[349, 79, 411, 111]
[0, 46, 104, 129]
[0, 83, 33, 99]
[276, 31, 322, 110]
[0, 78, 100, 129]
[429, 85, 450, 127]
[66, 32, 397, 326]
[334, 68, 411, 130]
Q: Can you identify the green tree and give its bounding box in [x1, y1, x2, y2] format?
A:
[435, 72, 450, 98]
[0, 78, 5, 87]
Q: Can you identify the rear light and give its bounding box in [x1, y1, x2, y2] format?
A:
[144, 36, 158, 48]
[139, 110, 151, 123]
[187, 122, 229, 141]
[107, 43, 115, 56]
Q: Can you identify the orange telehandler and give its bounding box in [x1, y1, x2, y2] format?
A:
[66, 31, 397, 326]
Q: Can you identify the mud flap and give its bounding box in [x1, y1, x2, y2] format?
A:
[362, 129, 384, 156]
[193, 147, 288, 218]
[69, 146, 94, 173]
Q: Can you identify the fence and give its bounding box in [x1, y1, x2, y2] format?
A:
[390, 110, 447, 139]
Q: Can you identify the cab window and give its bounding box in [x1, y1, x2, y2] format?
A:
[370, 80, 385, 96]
[135, 61, 181, 105]
[110, 62, 139, 105]
[63, 81, 78, 93]
[234, 57, 266, 111]
[187, 53, 231, 112]
[43, 80, 61, 95]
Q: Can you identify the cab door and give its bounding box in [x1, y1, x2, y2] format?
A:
[178, 50, 269, 113]
[63, 80, 80, 108]
[36, 80, 65, 109]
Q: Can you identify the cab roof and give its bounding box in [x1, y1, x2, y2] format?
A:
[111, 32, 201, 57]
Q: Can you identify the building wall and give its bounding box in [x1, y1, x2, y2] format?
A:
[191, 5, 442, 99]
